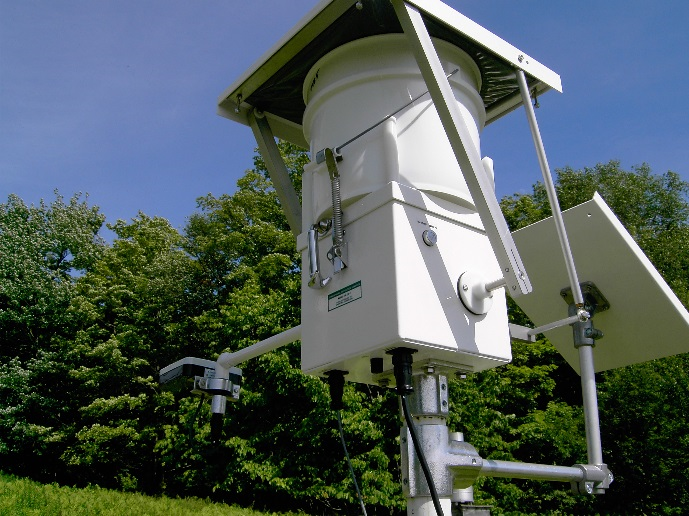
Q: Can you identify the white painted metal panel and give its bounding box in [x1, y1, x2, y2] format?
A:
[512, 193, 689, 373]
[299, 182, 512, 384]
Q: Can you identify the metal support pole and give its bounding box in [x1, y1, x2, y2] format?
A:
[569, 302, 607, 493]
[248, 110, 302, 236]
[579, 344, 604, 466]
[391, 0, 532, 298]
[515, 69, 584, 308]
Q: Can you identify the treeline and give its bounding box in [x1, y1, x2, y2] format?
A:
[1, 147, 688, 515]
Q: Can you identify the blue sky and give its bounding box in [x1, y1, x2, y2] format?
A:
[2, 1, 688, 235]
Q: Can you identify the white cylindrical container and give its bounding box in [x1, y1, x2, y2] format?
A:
[302, 34, 485, 221]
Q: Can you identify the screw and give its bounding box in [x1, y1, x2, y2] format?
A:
[422, 229, 437, 247]
[462, 284, 469, 292]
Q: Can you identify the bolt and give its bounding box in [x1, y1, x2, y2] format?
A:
[440, 383, 446, 391]
[462, 284, 469, 292]
[518, 55, 524, 63]
[422, 229, 437, 247]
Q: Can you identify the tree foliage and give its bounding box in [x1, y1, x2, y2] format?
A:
[1, 157, 688, 515]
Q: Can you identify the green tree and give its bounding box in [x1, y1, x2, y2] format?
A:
[0, 192, 104, 361]
[0, 192, 105, 481]
[59, 214, 199, 492]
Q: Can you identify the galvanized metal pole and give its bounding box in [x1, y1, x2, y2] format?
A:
[578, 337, 604, 465]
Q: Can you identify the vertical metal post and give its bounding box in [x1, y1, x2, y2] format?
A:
[579, 344, 603, 465]
[515, 70, 584, 308]
[572, 317, 604, 462]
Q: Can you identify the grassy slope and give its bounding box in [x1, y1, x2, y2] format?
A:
[0, 472, 301, 516]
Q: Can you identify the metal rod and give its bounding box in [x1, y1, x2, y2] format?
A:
[335, 69, 459, 154]
[527, 314, 582, 336]
[579, 344, 604, 465]
[480, 459, 585, 483]
[485, 278, 507, 292]
[515, 69, 584, 307]
[217, 325, 302, 368]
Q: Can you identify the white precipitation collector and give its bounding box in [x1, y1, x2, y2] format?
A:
[298, 33, 510, 384]
[160, 1, 689, 514]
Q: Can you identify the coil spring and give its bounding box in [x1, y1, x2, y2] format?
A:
[331, 174, 344, 247]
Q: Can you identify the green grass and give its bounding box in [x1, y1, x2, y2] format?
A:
[0, 472, 301, 516]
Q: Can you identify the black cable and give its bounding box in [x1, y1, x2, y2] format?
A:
[387, 348, 444, 516]
[188, 395, 205, 442]
[337, 410, 367, 516]
[327, 371, 368, 516]
[401, 394, 444, 516]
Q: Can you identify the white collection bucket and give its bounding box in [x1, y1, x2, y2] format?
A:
[302, 34, 485, 221]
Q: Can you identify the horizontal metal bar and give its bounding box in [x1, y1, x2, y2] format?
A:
[217, 325, 302, 368]
[527, 314, 582, 336]
[480, 459, 584, 483]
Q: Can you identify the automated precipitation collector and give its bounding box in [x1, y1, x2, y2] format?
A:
[298, 34, 510, 384]
[159, 1, 689, 514]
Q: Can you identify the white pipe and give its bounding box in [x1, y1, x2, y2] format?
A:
[217, 325, 302, 368]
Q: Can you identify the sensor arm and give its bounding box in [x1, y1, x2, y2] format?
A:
[391, 0, 531, 297]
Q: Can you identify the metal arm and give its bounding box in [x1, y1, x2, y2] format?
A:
[391, 0, 532, 298]
[249, 109, 302, 236]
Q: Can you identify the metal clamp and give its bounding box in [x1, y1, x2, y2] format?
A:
[193, 374, 242, 401]
[572, 463, 613, 494]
